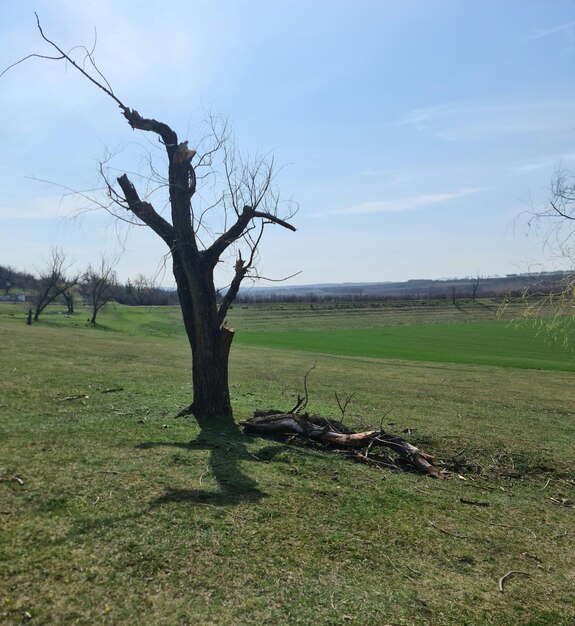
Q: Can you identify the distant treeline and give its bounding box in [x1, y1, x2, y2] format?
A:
[234, 272, 574, 303]
[0, 264, 179, 306]
[1, 263, 572, 306]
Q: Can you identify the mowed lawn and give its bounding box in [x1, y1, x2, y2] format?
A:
[236, 319, 575, 372]
[1, 301, 574, 625]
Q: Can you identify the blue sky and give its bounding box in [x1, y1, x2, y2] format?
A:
[1, 0, 575, 287]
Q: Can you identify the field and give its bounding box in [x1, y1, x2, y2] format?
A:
[0, 300, 574, 625]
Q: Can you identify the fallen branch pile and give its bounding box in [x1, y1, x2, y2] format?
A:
[240, 409, 442, 478]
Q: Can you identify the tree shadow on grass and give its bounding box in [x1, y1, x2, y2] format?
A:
[138, 415, 266, 507]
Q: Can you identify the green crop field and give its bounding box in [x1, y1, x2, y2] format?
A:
[235, 320, 575, 372]
[1, 300, 574, 625]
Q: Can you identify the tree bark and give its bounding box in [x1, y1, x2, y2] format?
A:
[241, 411, 442, 477]
[172, 249, 234, 420]
[191, 324, 234, 421]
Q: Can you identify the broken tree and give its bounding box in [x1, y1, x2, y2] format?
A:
[10, 16, 296, 421]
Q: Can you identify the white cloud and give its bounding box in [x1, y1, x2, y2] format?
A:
[395, 100, 575, 141]
[527, 20, 575, 41]
[0, 194, 87, 221]
[508, 152, 575, 175]
[314, 188, 481, 217]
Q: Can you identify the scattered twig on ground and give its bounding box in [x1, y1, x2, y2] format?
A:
[541, 477, 551, 490]
[428, 520, 471, 539]
[548, 497, 574, 508]
[463, 481, 496, 491]
[383, 554, 416, 580]
[101, 387, 124, 393]
[11, 475, 24, 485]
[468, 515, 537, 539]
[199, 470, 207, 486]
[61, 395, 88, 402]
[498, 570, 531, 593]
[459, 498, 490, 507]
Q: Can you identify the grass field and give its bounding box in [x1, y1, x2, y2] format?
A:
[236, 321, 575, 372]
[1, 300, 574, 625]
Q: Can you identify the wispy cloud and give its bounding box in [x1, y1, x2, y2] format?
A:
[359, 168, 413, 185]
[0, 194, 87, 221]
[314, 188, 481, 217]
[508, 152, 575, 175]
[395, 100, 575, 141]
[527, 20, 575, 41]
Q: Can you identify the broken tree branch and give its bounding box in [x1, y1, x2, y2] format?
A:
[240, 410, 441, 478]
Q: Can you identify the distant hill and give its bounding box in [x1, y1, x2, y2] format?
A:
[236, 271, 573, 301]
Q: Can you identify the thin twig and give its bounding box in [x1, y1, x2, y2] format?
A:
[428, 520, 470, 539]
[199, 468, 210, 486]
[378, 407, 397, 431]
[405, 564, 422, 576]
[498, 570, 531, 593]
[33, 13, 128, 112]
[459, 498, 490, 507]
[469, 515, 537, 539]
[383, 554, 416, 580]
[463, 482, 496, 492]
[291, 362, 316, 414]
[335, 391, 355, 423]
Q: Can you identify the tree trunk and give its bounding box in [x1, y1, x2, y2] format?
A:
[64, 292, 74, 314]
[191, 324, 234, 421]
[173, 251, 234, 421]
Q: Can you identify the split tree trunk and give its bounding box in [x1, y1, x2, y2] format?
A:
[172, 250, 234, 421]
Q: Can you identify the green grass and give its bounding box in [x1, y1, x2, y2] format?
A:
[1, 301, 574, 625]
[236, 319, 575, 372]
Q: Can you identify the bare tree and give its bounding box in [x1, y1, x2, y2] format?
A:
[62, 289, 75, 314]
[471, 275, 480, 301]
[32, 248, 79, 322]
[8, 17, 296, 420]
[82, 256, 119, 325]
[127, 274, 162, 306]
[0, 265, 16, 295]
[524, 167, 575, 258]
[517, 167, 575, 340]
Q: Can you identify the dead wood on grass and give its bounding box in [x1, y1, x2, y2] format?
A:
[240, 409, 443, 478]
